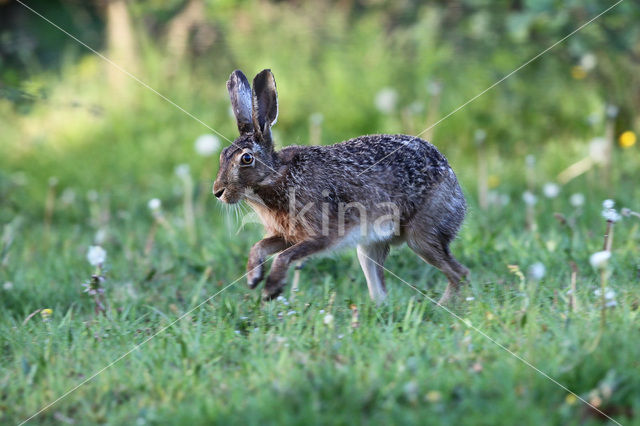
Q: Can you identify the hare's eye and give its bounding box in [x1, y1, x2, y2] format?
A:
[240, 152, 254, 165]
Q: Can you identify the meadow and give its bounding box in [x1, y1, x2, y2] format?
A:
[1, 1, 640, 424]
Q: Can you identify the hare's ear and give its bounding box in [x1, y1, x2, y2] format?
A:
[252, 69, 278, 146]
[227, 70, 254, 135]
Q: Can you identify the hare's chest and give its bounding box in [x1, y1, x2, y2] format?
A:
[247, 201, 306, 242]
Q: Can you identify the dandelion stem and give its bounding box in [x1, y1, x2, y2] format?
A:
[602, 220, 614, 251]
[600, 268, 607, 328]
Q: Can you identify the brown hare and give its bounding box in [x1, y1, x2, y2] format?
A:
[213, 69, 468, 305]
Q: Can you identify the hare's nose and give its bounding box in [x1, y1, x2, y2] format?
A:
[214, 188, 225, 198]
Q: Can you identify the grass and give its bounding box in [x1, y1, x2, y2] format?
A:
[1, 138, 639, 424]
[1, 2, 639, 421]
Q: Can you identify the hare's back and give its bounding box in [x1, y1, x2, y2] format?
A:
[289, 134, 452, 184]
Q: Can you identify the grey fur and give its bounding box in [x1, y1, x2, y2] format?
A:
[214, 69, 468, 304]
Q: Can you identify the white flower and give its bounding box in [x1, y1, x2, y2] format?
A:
[525, 155, 536, 168]
[594, 287, 616, 300]
[474, 129, 486, 143]
[605, 288, 616, 300]
[319, 309, 325, 314]
[408, 101, 424, 114]
[589, 250, 611, 269]
[148, 198, 162, 211]
[580, 53, 597, 71]
[488, 191, 510, 207]
[287, 310, 297, 316]
[543, 182, 560, 199]
[602, 209, 621, 222]
[589, 138, 607, 163]
[602, 199, 615, 209]
[569, 193, 585, 207]
[605, 300, 618, 308]
[374, 88, 398, 114]
[174, 164, 190, 178]
[194, 134, 220, 157]
[60, 188, 76, 205]
[87, 245, 107, 266]
[522, 191, 537, 206]
[606, 104, 619, 119]
[3, 282, 13, 290]
[94, 229, 107, 245]
[528, 262, 546, 281]
[323, 313, 334, 325]
[587, 113, 600, 126]
[309, 113, 324, 125]
[427, 81, 442, 96]
[87, 190, 99, 202]
[465, 296, 475, 301]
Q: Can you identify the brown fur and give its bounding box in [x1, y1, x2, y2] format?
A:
[213, 69, 468, 304]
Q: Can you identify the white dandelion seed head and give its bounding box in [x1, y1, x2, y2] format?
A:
[148, 198, 162, 211]
[602, 209, 621, 222]
[589, 138, 607, 163]
[587, 112, 601, 126]
[374, 87, 398, 114]
[580, 53, 597, 71]
[60, 188, 76, 205]
[589, 250, 611, 269]
[174, 164, 191, 179]
[94, 229, 107, 245]
[408, 101, 424, 114]
[569, 193, 585, 207]
[474, 129, 487, 143]
[525, 155, 536, 168]
[488, 191, 510, 207]
[194, 134, 220, 157]
[522, 191, 537, 206]
[528, 262, 546, 281]
[605, 289, 616, 300]
[543, 182, 560, 199]
[87, 245, 107, 266]
[309, 112, 324, 125]
[323, 313, 334, 325]
[602, 199, 615, 209]
[427, 81, 442, 96]
[86, 189, 99, 203]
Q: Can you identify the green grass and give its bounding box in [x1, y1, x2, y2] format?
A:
[1, 2, 640, 422]
[1, 149, 639, 424]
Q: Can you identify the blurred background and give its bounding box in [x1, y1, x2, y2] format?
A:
[1, 0, 639, 223]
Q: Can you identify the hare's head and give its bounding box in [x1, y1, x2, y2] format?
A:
[213, 69, 279, 204]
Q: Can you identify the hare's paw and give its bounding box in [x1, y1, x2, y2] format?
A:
[246, 263, 264, 289]
[262, 275, 286, 301]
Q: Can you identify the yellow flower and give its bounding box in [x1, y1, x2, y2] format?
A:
[40, 308, 53, 321]
[425, 390, 442, 403]
[565, 394, 577, 405]
[488, 175, 500, 189]
[571, 66, 587, 79]
[619, 131, 636, 148]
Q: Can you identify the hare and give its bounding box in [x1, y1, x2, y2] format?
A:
[213, 69, 468, 305]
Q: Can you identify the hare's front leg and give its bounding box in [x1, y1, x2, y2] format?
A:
[247, 236, 290, 289]
[263, 237, 330, 300]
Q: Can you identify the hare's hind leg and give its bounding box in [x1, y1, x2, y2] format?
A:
[356, 242, 390, 304]
[407, 237, 468, 306]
